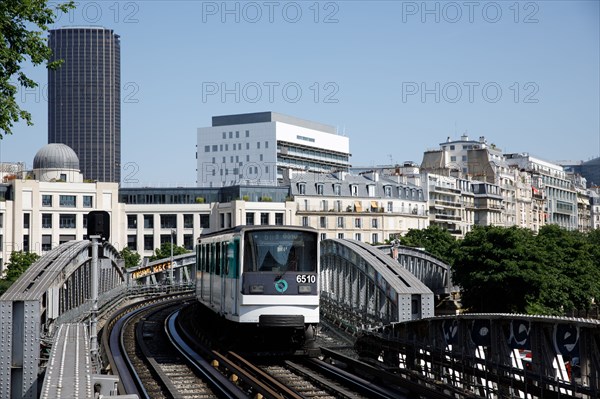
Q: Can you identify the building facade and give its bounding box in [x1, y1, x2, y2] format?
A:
[289, 171, 429, 242]
[48, 27, 121, 183]
[197, 112, 350, 187]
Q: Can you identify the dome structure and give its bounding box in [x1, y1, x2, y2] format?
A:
[33, 144, 80, 170]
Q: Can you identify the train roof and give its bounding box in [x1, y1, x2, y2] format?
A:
[198, 225, 318, 240]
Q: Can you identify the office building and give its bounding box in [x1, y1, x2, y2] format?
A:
[48, 27, 121, 182]
[197, 112, 350, 187]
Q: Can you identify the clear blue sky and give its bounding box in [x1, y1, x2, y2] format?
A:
[3, 0, 599, 186]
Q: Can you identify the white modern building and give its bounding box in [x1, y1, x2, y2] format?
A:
[505, 153, 578, 230]
[196, 112, 351, 187]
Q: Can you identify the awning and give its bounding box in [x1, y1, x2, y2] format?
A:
[354, 201, 363, 212]
[371, 201, 379, 210]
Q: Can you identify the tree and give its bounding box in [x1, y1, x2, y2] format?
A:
[534, 225, 600, 313]
[119, 247, 141, 269]
[3, 251, 40, 282]
[399, 225, 458, 265]
[149, 242, 189, 262]
[0, 0, 74, 137]
[452, 226, 545, 313]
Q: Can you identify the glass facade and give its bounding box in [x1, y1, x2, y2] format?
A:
[48, 27, 121, 182]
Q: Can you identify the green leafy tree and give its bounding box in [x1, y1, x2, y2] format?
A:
[4, 251, 41, 282]
[0, 0, 74, 137]
[119, 247, 141, 269]
[399, 225, 458, 265]
[534, 225, 600, 313]
[452, 226, 545, 313]
[149, 242, 189, 262]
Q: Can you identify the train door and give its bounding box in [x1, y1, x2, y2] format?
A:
[226, 240, 239, 316]
[209, 243, 215, 306]
[220, 242, 226, 314]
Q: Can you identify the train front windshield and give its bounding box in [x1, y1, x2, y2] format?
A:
[243, 230, 317, 273]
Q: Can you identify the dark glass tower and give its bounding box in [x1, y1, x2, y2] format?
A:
[48, 27, 121, 182]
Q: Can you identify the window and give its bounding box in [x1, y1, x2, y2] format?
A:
[144, 235, 153, 250]
[245, 130, 249, 137]
[337, 233, 344, 239]
[275, 213, 283, 225]
[367, 185, 375, 197]
[350, 185, 358, 196]
[42, 235, 52, 252]
[387, 201, 393, 212]
[42, 195, 52, 207]
[200, 214, 210, 228]
[320, 216, 327, 228]
[83, 195, 93, 208]
[42, 214, 52, 228]
[143, 214, 154, 229]
[59, 195, 76, 207]
[372, 218, 378, 228]
[372, 233, 379, 243]
[246, 212, 255, 225]
[184, 234, 194, 250]
[236, 131, 239, 138]
[59, 234, 76, 244]
[298, 183, 306, 195]
[257, 142, 260, 149]
[160, 234, 174, 245]
[205, 145, 210, 152]
[212, 145, 218, 151]
[261, 213, 269, 225]
[59, 214, 76, 228]
[127, 235, 137, 250]
[246, 143, 250, 150]
[384, 186, 392, 197]
[220, 213, 225, 228]
[83, 214, 88, 228]
[229, 131, 233, 138]
[222, 132, 226, 139]
[127, 215, 137, 229]
[0, 214, 3, 228]
[184, 214, 193, 228]
[301, 216, 309, 227]
[354, 233, 362, 241]
[23, 234, 29, 252]
[337, 217, 344, 228]
[316, 184, 324, 195]
[333, 184, 341, 196]
[450, 156, 456, 162]
[23, 213, 30, 229]
[355, 218, 362, 228]
[450, 145, 455, 150]
[320, 233, 326, 241]
[462, 155, 467, 161]
[160, 214, 176, 229]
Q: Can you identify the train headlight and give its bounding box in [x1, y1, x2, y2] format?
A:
[298, 285, 312, 294]
[250, 284, 264, 294]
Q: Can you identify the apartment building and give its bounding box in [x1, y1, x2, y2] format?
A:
[288, 171, 428, 242]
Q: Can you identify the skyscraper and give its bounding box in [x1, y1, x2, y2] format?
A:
[48, 27, 121, 182]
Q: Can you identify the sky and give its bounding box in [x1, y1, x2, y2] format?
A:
[3, 0, 599, 186]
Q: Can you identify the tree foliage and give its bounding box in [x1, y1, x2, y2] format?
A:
[149, 242, 189, 262]
[451, 225, 600, 315]
[399, 225, 458, 265]
[0, 251, 41, 295]
[119, 247, 141, 269]
[0, 0, 74, 137]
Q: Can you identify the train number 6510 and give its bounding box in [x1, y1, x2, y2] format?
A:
[296, 274, 316, 284]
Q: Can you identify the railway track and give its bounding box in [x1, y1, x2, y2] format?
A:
[105, 298, 411, 398]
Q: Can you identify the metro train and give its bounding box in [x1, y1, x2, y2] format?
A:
[194, 225, 320, 354]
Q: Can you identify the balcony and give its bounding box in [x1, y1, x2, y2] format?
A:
[433, 213, 462, 221]
[434, 199, 462, 208]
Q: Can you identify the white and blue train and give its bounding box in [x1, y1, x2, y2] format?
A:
[195, 225, 320, 354]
